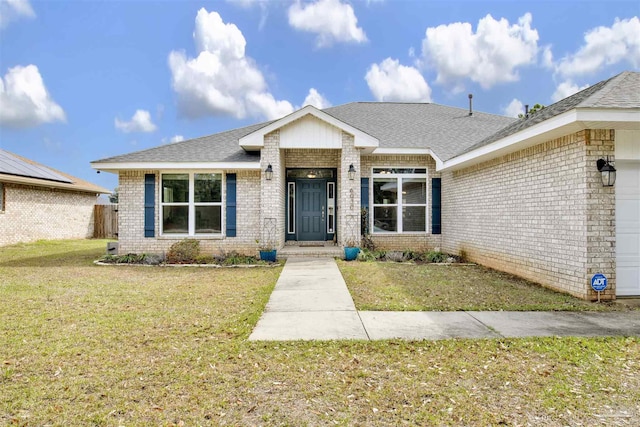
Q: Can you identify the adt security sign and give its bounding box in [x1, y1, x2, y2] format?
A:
[591, 273, 608, 292]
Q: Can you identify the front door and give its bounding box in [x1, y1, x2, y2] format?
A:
[297, 179, 326, 241]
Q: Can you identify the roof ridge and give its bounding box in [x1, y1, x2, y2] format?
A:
[577, 70, 638, 108]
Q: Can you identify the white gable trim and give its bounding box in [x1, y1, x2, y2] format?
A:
[371, 148, 444, 170]
[91, 161, 261, 173]
[239, 105, 379, 150]
[441, 108, 640, 171]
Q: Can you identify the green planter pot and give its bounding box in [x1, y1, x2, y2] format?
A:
[259, 250, 277, 262]
[344, 247, 360, 261]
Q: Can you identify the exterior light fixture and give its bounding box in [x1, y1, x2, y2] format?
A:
[265, 164, 273, 181]
[596, 156, 616, 187]
[307, 170, 317, 179]
[348, 164, 356, 180]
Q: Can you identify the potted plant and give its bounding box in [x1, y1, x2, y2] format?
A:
[256, 239, 277, 262]
[343, 237, 360, 261]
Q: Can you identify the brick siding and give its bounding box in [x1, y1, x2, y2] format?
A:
[118, 169, 261, 255]
[0, 183, 97, 246]
[441, 130, 616, 300]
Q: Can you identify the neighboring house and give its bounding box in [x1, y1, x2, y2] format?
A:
[0, 150, 110, 246]
[92, 71, 640, 300]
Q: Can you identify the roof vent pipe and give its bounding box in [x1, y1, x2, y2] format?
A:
[468, 94, 473, 116]
[525, 104, 529, 117]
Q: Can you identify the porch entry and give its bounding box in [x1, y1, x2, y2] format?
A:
[286, 169, 336, 242]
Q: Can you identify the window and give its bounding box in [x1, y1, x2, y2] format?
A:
[161, 173, 222, 235]
[372, 168, 427, 233]
[0, 182, 4, 212]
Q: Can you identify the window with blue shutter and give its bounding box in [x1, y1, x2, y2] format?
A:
[144, 174, 155, 237]
[226, 174, 237, 237]
[431, 178, 441, 235]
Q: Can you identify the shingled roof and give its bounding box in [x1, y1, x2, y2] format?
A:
[93, 104, 514, 165]
[1, 149, 110, 194]
[461, 71, 640, 156]
[93, 71, 638, 167]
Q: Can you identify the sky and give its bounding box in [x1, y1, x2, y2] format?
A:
[0, 0, 638, 192]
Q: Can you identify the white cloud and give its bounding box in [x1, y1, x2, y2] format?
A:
[365, 58, 432, 102]
[115, 110, 157, 133]
[0, 64, 66, 128]
[421, 13, 539, 92]
[162, 135, 185, 144]
[288, 0, 367, 47]
[556, 17, 640, 77]
[503, 98, 524, 118]
[542, 45, 554, 69]
[551, 80, 589, 102]
[0, 0, 35, 29]
[303, 88, 331, 109]
[169, 8, 293, 120]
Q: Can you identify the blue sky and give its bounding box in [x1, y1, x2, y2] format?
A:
[0, 0, 638, 192]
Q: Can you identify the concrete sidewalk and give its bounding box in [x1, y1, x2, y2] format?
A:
[249, 257, 640, 341]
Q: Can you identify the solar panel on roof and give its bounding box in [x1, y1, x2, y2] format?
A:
[0, 150, 73, 184]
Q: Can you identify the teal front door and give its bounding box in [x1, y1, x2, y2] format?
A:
[297, 179, 326, 241]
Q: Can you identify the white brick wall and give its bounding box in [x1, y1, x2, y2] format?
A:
[0, 183, 97, 246]
[118, 169, 261, 255]
[441, 129, 616, 300]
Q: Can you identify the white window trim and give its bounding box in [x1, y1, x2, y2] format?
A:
[371, 167, 429, 234]
[287, 182, 296, 234]
[160, 172, 225, 237]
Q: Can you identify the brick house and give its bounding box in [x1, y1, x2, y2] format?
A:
[92, 71, 639, 300]
[0, 150, 110, 246]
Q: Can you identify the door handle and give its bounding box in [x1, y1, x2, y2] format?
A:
[322, 206, 325, 220]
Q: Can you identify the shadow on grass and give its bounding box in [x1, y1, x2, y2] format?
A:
[0, 247, 105, 268]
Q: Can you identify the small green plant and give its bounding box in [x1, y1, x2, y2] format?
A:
[222, 251, 258, 265]
[195, 254, 217, 264]
[426, 250, 446, 263]
[166, 239, 200, 264]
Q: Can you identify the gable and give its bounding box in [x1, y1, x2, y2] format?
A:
[238, 105, 379, 151]
[280, 114, 343, 149]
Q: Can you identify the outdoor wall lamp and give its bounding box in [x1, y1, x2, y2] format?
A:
[596, 156, 616, 187]
[348, 164, 356, 180]
[265, 164, 273, 181]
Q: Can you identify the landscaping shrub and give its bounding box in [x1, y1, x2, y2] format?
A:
[166, 239, 200, 264]
[222, 251, 259, 265]
[426, 250, 446, 263]
[385, 251, 408, 262]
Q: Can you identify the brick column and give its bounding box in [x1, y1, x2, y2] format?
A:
[339, 132, 361, 246]
[583, 129, 616, 300]
[260, 130, 285, 249]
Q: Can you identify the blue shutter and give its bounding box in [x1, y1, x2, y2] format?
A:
[226, 174, 237, 237]
[144, 174, 155, 238]
[361, 177, 369, 209]
[361, 177, 369, 235]
[431, 178, 441, 235]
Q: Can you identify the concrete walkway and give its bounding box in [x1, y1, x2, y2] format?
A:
[249, 257, 640, 341]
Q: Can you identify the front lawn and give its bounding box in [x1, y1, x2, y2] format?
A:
[1, 240, 639, 425]
[338, 261, 632, 312]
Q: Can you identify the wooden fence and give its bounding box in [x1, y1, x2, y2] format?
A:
[94, 204, 118, 239]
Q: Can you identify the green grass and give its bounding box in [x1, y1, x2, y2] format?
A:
[1, 240, 639, 425]
[338, 261, 634, 312]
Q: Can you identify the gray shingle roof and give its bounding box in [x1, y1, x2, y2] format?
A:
[324, 103, 515, 161]
[93, 71, 638, 166]
[93, 122, 267, 163]
[93, 104, 514, 164]
[462, 71, 640, 155]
